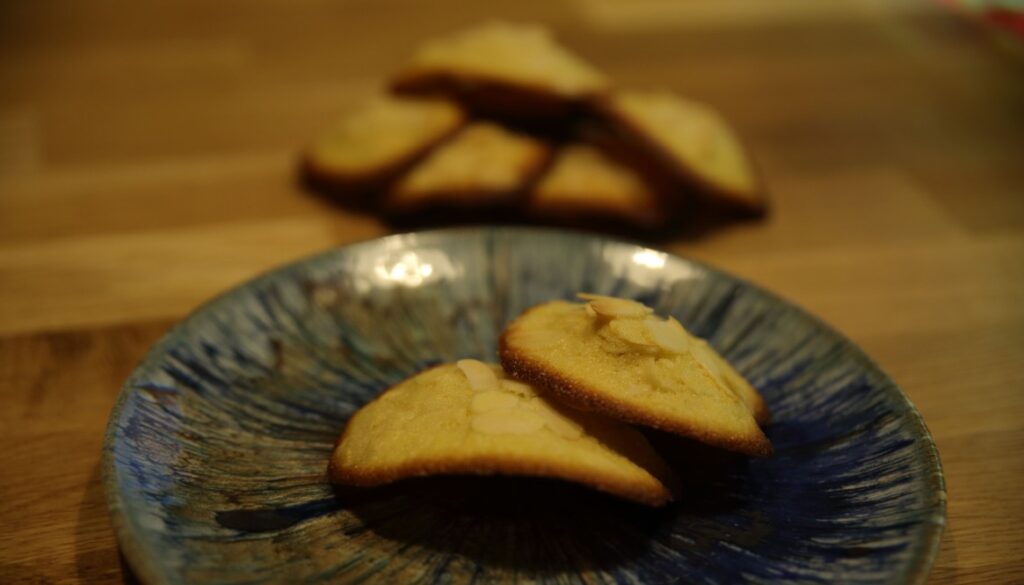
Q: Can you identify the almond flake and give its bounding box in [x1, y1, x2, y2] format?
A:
[646, 318, 689, 354]
[457, 359, 499, 392]
[588, 297, 651, 319]
[608, 318, 655, 346]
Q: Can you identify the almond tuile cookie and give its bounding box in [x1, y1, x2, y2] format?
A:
[391, 22, 610, 126]
[499, 296, 772, 457]
[329, 361, 675, 506]
[592, 90, 767, 215]
[302, 95, 465, 201]
[529, 144, 668, 230]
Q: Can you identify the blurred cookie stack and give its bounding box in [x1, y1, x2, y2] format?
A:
[302, 22, 766, 237]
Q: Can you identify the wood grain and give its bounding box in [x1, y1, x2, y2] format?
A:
[1, 0, 1022, 583]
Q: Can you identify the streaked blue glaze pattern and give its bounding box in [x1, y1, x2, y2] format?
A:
[104, 227, 945, 584]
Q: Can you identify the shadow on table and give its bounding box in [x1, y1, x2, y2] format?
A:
[300, 169, 763, 246]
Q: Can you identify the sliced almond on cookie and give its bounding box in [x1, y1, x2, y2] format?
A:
[457, 358, 500, 392]
[646, 318, 689, 354]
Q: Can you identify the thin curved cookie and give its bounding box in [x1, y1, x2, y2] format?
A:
[499, 296, 772, 457]
[529, 144, 666, 230]
[391, 21, 610, 125]
[692, 337, 771, 425]
[386, 122, 550, 216]
[593, 90, 766, 215]
[302, 95, 465, 200]
[329, 360, 675, 506]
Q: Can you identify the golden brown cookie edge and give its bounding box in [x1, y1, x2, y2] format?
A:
[329, 449, 673, 507]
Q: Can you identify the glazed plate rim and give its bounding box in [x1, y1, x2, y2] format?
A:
[103, 225, 947, 585]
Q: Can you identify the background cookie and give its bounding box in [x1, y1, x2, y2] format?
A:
[593, 90, 766, 215]
[302, 95, 465, 203]
[528, 144, 667, 231]
[385, 122, 551, 220]
[500, 297, 772, 457]
[391, 21, 610, 129]
[330, 360, 675, 506]
[691, 338, 771, 425]
[299, 22, 770, 239]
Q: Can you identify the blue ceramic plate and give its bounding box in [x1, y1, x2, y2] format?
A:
[104, 227, 945, 584]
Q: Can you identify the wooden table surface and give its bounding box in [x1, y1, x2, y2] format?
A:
[2, 0, 1022, 583]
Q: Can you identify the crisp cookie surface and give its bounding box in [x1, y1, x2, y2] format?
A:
[530, 145, 663, 228]
[388, 123, 549, 209]
[697, 339, 771, 425]
[330, 361, 674, 506]
[500, 298, 772, 456]
[392, 21, 609, 98]
[304, 96, 464, 180]
[601, 90, 764, 212]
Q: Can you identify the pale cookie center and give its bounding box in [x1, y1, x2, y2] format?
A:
[471, 409, 546, 434]
[524, 397, 584, 439]
[577, 295, 743, 403]
[471, 390, 521, 412]
[458, 359, 583, 439]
